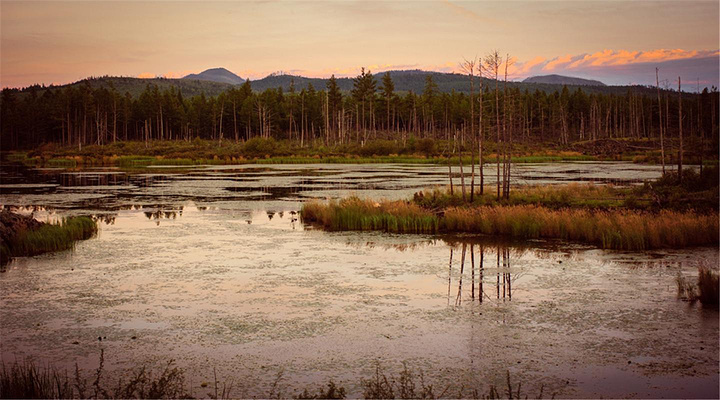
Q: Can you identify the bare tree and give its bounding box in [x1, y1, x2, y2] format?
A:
[502, 54, 514, 199]
[678, 77, 683, 183]
[462, 57, 477, 202]
[484, 50, 502, 200]
[478, 63, 484, 195]
[656, 68, 665, 174]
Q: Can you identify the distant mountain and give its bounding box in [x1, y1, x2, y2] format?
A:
[250, 70, 614, 94]
[250, 70, 510, 93]
[182, 67, 244, 85]
[523, 74, 605, 86]
[69, 77, 233, 97]
[14, 70, 661, 100]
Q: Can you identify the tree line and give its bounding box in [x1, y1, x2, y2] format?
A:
[2, 62, 718, 155]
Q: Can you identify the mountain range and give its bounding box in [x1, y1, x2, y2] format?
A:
[15, 67, 667, 99]
[522, 74, 605, 86]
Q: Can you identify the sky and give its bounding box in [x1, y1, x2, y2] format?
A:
[1, 0, 719, 89]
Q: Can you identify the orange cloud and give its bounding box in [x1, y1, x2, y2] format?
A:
[543, 54, 573, 71]
[137, 72, 155, 78]
[509, 56, 545, 76]
[544, 48, 718, 72]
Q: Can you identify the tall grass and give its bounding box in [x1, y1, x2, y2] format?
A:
[1, 356, 546, 399]
[414, 184, 627, 210]
[0, 355, 190, 399]
[302, 197, 439, 234]
[6, 216, 97, 259]
[303, 198, 718, 250]
[677, 266, 719, 307]
[442, 206, 718, 250]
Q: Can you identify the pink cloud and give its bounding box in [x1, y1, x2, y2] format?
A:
[542, 48, 718, 72]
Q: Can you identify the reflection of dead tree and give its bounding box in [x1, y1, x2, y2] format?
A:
[479, 246, 484, 303]
[448, 248, 453, 306]
[456, 243, 467, 306]
[471, 244, 475, 300]
[448, 244, 515, 305]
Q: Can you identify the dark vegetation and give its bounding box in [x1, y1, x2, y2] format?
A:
[302, 168, 719, 251]
[0, 211, 97, 265]
[0, 354, 549, 399]
[14, 137, 618, 167]
[522, 74, 605, 86]
[677, 266, 719, 307]
[182, 67, 244, 85]
[3, 67, 717, 169]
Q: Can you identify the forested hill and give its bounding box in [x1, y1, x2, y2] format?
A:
[10, 70, 662, 99]
[25, 76, 235, 98]
[182, 68, 244, 85]
[247, 70, 639, 95]
[523, 74, 606, 86]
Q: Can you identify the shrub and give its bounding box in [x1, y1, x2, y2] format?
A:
[243, 137, 279, 157]
[358, 140, 399, 157]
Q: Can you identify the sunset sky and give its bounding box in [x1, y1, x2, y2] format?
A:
[1, 0, 718, 89]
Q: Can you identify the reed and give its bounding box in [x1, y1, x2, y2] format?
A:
[697, 266, 719, 306]
[8, 217, 98, 258]
[676, 266, 719, 307]
[301, 197, 439, 234]
[443, 206, 718, 250]
[413, 184, 627, 211]
[0, 354, 546, 400]
[303, 197, 718, 250]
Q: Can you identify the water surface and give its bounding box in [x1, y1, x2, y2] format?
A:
[1, 162, 717, 398]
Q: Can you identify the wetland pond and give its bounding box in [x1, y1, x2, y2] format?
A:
[1, 162, 717, 398]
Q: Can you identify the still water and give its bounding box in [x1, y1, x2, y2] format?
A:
[1, 162, 717, 398]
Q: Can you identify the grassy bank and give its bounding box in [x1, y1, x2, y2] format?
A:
[12, 137, 715, 167]
[301, 170, 719, 250]
[0, 216, 97, 265]
[8, 138, 657, 167]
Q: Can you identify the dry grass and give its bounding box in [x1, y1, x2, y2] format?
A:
[303, 197, 718, 250]
[0, 355, 551, 399]
[413, 183, 627, 210]
[443, 206, 718, 250]
[302, 197, 439, 234]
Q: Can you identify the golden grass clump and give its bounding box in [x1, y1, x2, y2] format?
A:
[442, 206, 718, 250]
[301, 197, 439, 234]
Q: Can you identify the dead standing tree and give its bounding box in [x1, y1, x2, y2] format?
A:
[478, 62, 485, 195]
[502, 54, 514, 199]
[484, 50, 502, 200]
[655, 68, 665, 174]
[461, 57, 477, 202]
[678, 77, 683, 183]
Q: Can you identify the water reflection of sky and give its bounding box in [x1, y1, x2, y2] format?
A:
[0, 163, 717, 398]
